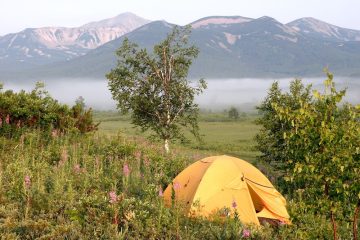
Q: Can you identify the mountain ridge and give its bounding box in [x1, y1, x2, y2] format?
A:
[0, 12, 150, 71]
[1, 14, 360, 80]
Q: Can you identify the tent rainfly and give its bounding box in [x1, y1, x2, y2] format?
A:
[163, 155, 290, 225]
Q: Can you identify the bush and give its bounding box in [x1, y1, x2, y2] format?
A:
[255, 72, 360, 238]
[0, 83, 98, 138]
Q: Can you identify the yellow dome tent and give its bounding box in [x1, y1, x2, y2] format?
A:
[163, 155, 290, 225]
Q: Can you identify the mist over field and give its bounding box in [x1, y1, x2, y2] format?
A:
[2, 77, 359, 111]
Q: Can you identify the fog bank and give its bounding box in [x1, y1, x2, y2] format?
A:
[2, 77, 359, 111]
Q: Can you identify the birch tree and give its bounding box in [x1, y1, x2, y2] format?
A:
[106, 26, 206, 153]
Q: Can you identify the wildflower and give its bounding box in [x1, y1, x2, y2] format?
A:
[242, 229, 251, 238]
[51, 129, 58, 138]
[24, 175, 31, 189]
[5, 114, 10, 124]
[158, 186, 163, 197]
[123, 163, 130, 177]
[0, 117, 2, 127]
[232, 199, 237, 209]
[109, 191, 118, 204]
[144, 155, 151, 167]
[59, 149, 68, 166]
[279, 219, 286, 226]
[173, 181, 181, 191]
[74, 164, 81, 174]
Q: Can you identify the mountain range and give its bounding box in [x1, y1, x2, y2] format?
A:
[1, 13, 360, 81]
[0, 13, 149, 71]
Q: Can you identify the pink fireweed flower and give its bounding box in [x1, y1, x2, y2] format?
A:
[109, 191, 118, 204]
[51, 129, 58, 138]
[74, 164, 81, 174]
[279, 219, 286, 226]
[232, 199, 237, 209]
[59, 149, 68, 166]
[5, 115, 10, 124]
[24, 175, 31, 189]
[173, 181, 181, 191]
[158, 186, 163, 197]
[0, 117, 2, 127]
[242, 229, 251, 238]
[123, 164, 130, 177]
[143, 155, 150, 167]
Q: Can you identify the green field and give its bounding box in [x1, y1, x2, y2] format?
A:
[95, 111, 261, 162]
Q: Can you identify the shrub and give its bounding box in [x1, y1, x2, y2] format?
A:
[0, 82, 98, 138]
[255, 72, 360, 238]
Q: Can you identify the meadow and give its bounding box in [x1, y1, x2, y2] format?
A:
[95, 111, 260, 161]
[0, 108, 357, 239]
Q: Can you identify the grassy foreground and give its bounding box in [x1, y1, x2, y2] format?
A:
[0, 112, 357, 239]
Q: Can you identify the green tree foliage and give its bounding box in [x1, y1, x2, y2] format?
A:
[228, 107, 239, 120]
[72, 96, 99, 133]
[255, 79, 313, 166]
[106, 26, 206, 153]
[0, 83, 98, 137]
[255, 72, 360, 238]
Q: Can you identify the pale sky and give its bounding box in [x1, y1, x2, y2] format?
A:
[1, 0, 359, 36]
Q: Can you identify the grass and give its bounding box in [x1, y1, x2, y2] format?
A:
[95, 111, 261, 162]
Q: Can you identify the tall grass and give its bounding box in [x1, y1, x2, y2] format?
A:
[0, 127, 357, 239]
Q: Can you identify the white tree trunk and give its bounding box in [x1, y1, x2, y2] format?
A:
[164, 138, 170, 154]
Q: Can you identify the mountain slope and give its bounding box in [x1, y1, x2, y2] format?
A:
[2, 15, 360, 80]
[0, 21, 174, 80]
[0, 12, 150, 71]
[191, 16, 253, 28]
[287, 17, 360, 42]
[189, 16, 360, 77]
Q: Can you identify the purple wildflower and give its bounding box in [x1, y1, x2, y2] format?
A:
[51, 129, 58, 138]
[279, 219, 286, 226]
[59, 149, 68, 166]
[242, 229, 251, 238]
[158, 186, 163, 197]
[24, 175, 31, 189]
[74, 164, 81, 174]
[143, 155, 150, 167]
[5, 114, 10, 124]
[123, 164, 130, 177]
[173, 181, 181, 191]
[0, 117, 2, 127]
[232, 199, 237, 209]
[109, 191, 118, 204]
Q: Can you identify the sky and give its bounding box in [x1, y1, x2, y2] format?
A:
[0, 0, 359, 36]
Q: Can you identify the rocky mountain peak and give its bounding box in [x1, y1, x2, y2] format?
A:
[191, 16, 253, 29]
[81, 12, 150, 29]
[287, 17, 360, 42]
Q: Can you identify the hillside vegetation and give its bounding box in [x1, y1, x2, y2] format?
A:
[0, 75, 358, 239]
[0, 127, 357, 239]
